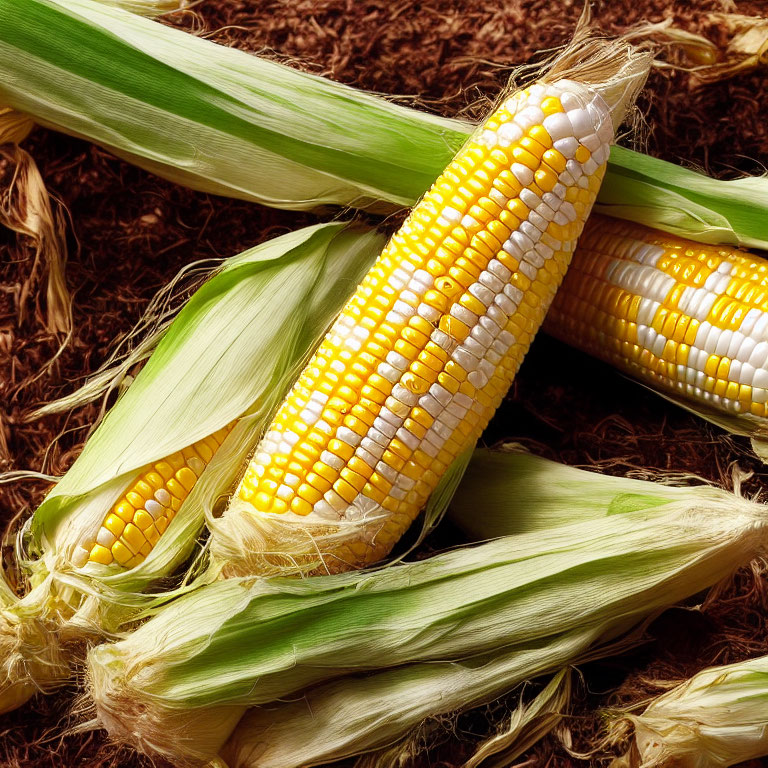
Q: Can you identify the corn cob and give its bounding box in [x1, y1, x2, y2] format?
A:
[71, 423, 235, 569]
[547, 215, 768, 425]
[215, 47, 650, 576]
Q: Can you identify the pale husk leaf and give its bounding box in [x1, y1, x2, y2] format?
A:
[610, 653, 768, 768]
[0, 106, 34, 144]
[0, 575, 68, 715]
[220, 664, 571, 768]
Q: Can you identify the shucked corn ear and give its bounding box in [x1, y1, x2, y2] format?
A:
[547, 215, 768, 439]
[210, 38, 651, 577]
[5, 0, 766, 251]
[69, 209, 768, 581]
[1, 223, 384, 713]
[89, 452, 768, 766]
[610, 653, 768, 768]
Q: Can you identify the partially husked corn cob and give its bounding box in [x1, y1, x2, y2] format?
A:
[221, 71, 637, 575]
[547, 215, 768, 423]
[71, 423, 235, 569]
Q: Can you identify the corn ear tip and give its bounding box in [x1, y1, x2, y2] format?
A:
[210, 498, 386, 578]
[0, 607, 70, 714]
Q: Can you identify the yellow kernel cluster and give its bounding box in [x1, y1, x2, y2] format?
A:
[547, 215, 768, 418]
[233, 80, 614, 571]
[75, 424, 235, 569]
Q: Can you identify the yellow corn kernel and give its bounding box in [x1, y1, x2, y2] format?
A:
[89, 545, 112, 566]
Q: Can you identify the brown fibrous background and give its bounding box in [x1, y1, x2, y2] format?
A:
[1, 0, 767, 766]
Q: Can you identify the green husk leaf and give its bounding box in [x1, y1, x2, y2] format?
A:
[609, 653, 768, 768]
[594, 145, 768, 251]
[88, 454, 768, 765]
[447, 448, 681, 539]
[1, 0, 765, 247]
[0, 0, 466, 212]
[0, 222, 383, 713]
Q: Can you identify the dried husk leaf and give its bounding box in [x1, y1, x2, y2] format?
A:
[0, 106, 34, 144]
[609, 652, 768, 768]
[695, 14, 768, 83]
[0, 143, 71, 334]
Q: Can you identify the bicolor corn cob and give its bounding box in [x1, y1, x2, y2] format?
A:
[547, 215, 768, 420]
[71, 424, 234, 568]
[226, 79, 618, 573]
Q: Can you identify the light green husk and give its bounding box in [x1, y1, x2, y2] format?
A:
[447, 447, 682, 539]
[2, 222, 384, 709]
[0, 0, 465, 213]
[609, 653, 768, 768]
[1, 0, 766, 248]
[88, 453, 768, 766]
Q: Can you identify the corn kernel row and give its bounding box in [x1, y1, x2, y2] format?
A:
[73, 424, 235, 568]
[547, 215, 768, 418]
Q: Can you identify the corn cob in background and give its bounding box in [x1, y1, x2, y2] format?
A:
[609, 653, 768, 768]
[88, 452, 768, 766]
[208, 37, 651, 577]
[6, 0, 768, 449]
[0, 223, 384, 712]
[547, 215, 768, 443]
[4, 0, 767, 252]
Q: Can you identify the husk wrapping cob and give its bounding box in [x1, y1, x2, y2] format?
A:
[1, 222, 384, 706]
[610, 653, 768, 768]
[87, 452, 768, 766]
